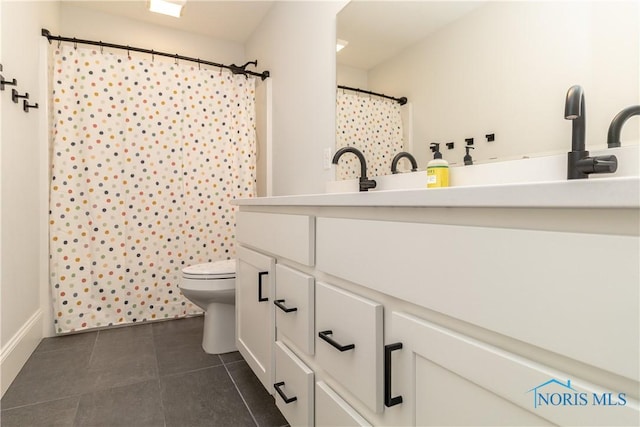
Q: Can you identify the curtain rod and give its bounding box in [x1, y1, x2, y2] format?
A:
[41, 28, 270, 81]
[338, 85, 407, 105]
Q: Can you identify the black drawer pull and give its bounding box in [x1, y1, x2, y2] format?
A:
[318, 330, 355, 352]
[384, 342, 403, 407]
[274, 299, 298, 313]
[258, 271, 268, 302]
[274, 381, 297, 404]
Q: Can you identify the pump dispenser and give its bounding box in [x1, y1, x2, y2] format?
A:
[426, 143, 449, 188]
[464, 146, 475, 165]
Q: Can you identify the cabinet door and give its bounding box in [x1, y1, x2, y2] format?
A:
[236, 245, 275, 392]
[316, 282, 383, 413]
[387, 312, 639, 426]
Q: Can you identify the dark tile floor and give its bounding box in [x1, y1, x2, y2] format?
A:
[0, 316, 287, 427]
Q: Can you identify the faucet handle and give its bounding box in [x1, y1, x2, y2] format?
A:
[359, 177, 377, 192]
[575, 155, 618, 175]
[591, 155, 618, 174]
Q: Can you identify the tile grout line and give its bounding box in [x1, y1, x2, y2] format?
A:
[87, 328, 100, 365]
[222, 361, 260, 427]
[151, 325, 169, 427]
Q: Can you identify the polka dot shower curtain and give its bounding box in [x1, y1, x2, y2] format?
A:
[49, 45, 256, 333]
[335, 90, 403, 180]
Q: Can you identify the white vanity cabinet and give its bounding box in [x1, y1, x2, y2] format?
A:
[236, 246, 275, 391]
[234, 194, 639, 427]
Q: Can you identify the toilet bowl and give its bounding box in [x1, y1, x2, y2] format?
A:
[179, 259, 236, 354]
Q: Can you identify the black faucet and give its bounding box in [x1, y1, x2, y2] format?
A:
[332, 147, 377, 192]
[565, 85, 617, 180]
[390, 152, 418, 174]
[607, 105, 640, 148]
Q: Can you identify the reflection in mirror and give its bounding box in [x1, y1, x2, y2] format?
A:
[336, 1, 639, 178]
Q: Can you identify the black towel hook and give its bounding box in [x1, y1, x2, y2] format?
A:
[23, 100, 39, 113]
[12, 89, 29, 103]
[0, 74, 17, 91]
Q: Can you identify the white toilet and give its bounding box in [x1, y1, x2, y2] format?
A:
[179, 259, 236, 354]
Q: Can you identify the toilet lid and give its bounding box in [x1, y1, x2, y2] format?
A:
[182, 259, 236, 279]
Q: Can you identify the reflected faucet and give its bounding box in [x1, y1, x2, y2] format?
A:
[332, 147, 377, 192]
[391, 152, 418, 174]
[607, 105, 640, 148]
[565, 85, 617, 179]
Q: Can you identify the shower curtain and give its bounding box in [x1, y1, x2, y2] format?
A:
[335, 90, 403, 180]
[49, 45, 256, 333]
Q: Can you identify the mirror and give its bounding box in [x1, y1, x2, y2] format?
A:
[336, 0, 639, 176]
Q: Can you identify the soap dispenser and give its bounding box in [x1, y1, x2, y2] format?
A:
[427, 143, 449, 188]
[464, 146, 475, 165]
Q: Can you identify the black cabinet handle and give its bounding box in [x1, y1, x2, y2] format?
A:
[384, 342, 403, 407]
[274, 381, 297, 404]
[274, 299, 298, 313]
[258, 271, 268, 302]
[318, 330, 355, 352]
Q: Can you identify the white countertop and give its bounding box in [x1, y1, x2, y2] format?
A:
[233, 176, 640, 208]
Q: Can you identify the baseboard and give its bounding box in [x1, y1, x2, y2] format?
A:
[1, 309, 43, 398]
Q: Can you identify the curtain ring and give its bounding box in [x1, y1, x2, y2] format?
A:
[99, 41, 104, 55]
[219, 66, 223, 77]
[174, 54, 179, 65]
[57, 39, 61, 49]
[151, 49, 155, 62]
[127, 46, 131, 60]
[73, 38, 77, 50]
[197, 58, 201, 70]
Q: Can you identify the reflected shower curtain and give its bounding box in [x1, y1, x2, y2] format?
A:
[335, 90, 403, 179]
[49, 45, 256, 333]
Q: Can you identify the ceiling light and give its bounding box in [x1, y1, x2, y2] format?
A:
[149, 0, 185, 18]
[336, 39, 349, 53]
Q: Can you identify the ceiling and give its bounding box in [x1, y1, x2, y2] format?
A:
[337, 1, 485, 70]
[64, 1, 275, 43]
[63, 1, 484, 71]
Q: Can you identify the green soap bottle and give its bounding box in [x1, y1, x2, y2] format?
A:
[426, 143, 449, 188]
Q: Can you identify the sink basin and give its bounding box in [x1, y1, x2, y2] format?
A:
[326, 144, 639, 193]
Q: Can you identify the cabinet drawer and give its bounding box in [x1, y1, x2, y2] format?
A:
[274, 341, 314, 427]
[316, 381, 371, 427]
[275, 264, 314, 355]
[316, 282, 383, 413]
[237, 212, 315, 266]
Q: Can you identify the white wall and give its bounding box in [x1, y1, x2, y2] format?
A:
[1, 0, 60, 398]
[246, 1, 347, 196]
[367, 1, 640, 167]
[336, 63, 367, 88]
[59, 4, 245, 65]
